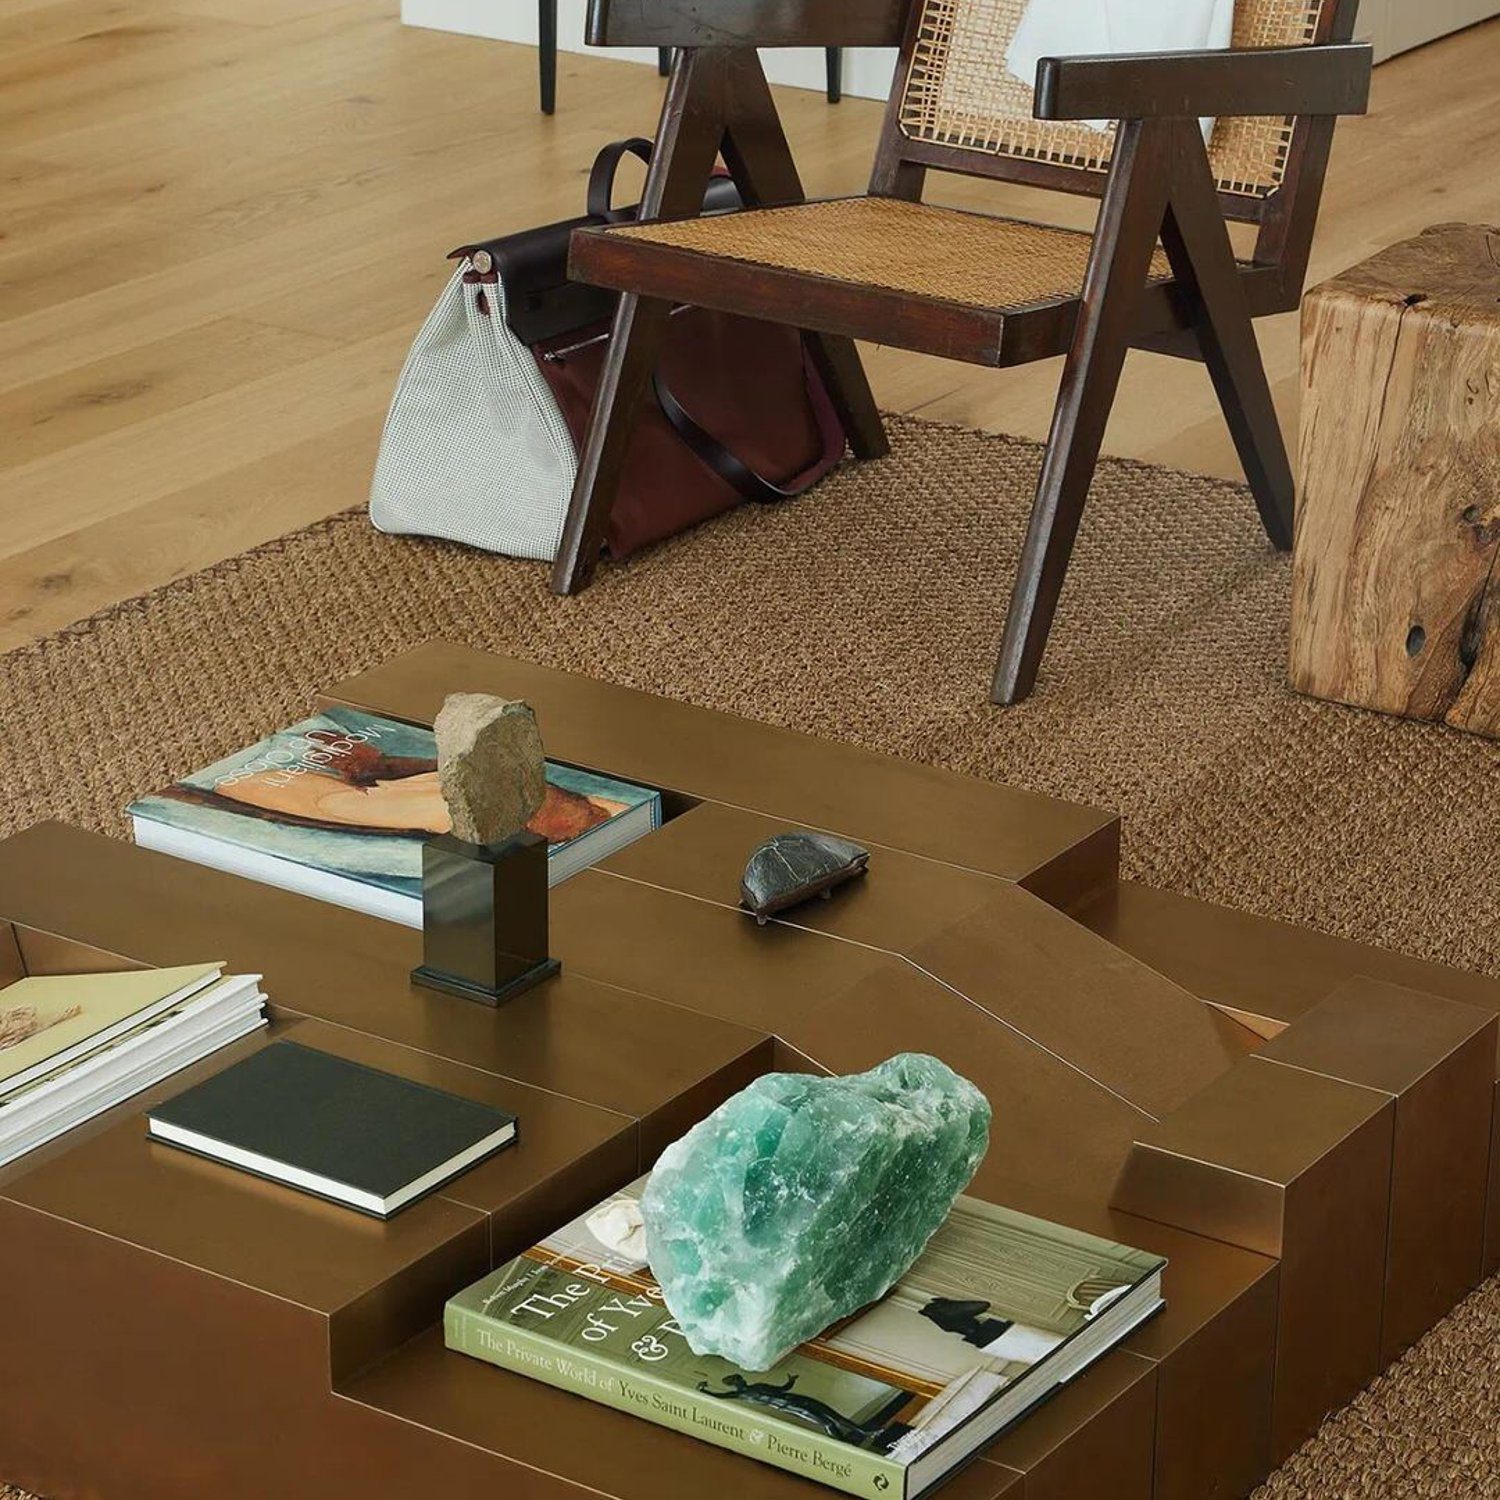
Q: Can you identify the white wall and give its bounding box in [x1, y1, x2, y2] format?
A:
[400, 0, 899, 99]
[1359, 0, 1497, 60]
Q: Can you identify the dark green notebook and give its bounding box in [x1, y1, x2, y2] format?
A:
[147, 1040, 517, 1217]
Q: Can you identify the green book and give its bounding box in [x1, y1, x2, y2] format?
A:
[445, 1177, 1166, 1498]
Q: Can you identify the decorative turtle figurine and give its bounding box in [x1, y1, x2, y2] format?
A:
[739, 832, 870, 925]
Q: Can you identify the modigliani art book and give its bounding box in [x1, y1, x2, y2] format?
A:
[127, 707, 662, 925]
[445, 1177, 1166, 1499]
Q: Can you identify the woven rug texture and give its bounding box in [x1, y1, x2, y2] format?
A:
[1, 414, 1496, 1497]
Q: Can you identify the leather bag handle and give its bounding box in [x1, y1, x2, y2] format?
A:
[587, 138, 655, 222]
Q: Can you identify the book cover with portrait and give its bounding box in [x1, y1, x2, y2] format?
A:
[128, 707, 662, 925]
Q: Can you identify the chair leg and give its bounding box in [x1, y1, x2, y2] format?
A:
[804, 336, 887, 460]
[1159, 130, 1295, 550]
[826, 48, 842, 103]
[658, 48, 672, 77]
[1199, 326, 1294, 550]
[550, 294, 674, 595]
[720, 51, 887, 460]
[991, 336, 1135, 705]
[991, 120, 1173, 705]
[549, 51, 729, 595]
[538, 0, 557, 115]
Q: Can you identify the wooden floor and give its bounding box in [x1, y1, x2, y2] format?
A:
[2, 4, 1497, 652]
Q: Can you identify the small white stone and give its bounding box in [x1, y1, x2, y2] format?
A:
[587, 1198, 649, 1263]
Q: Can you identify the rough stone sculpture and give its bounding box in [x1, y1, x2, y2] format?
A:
[641, 1053, 991, 1370]
[433, 693, 547, 846]
[740, 831, 870, 924]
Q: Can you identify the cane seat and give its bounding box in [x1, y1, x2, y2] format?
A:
[571, 197, 1178, 366]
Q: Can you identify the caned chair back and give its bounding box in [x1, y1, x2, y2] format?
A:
[892, 0, 1340, 213]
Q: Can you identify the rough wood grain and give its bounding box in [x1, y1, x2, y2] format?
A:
[1290, 223, 1500, 736]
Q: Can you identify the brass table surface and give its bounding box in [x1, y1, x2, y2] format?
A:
[0, 643, 1494, 1500]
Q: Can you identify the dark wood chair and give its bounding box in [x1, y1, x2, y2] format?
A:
[551, 0, 1371, 704]
[537, 1, 843, 114]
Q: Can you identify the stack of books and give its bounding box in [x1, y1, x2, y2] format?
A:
[0, 962, 266, 1168]
[127, 707, 664, 926]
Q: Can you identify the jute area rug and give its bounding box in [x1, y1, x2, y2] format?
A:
[1, 415, 1496, 1498]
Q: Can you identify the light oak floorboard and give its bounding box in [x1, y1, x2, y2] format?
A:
[1, 3, 1496, 651]
[0, 316, 337, 469]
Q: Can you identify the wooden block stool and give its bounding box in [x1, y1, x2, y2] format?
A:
[1290, 223, 1500, 734]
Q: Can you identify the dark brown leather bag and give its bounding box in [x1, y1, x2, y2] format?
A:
[453, 139, 845, 560]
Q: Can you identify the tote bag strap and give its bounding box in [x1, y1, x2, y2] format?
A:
[651, 367, 845, 506]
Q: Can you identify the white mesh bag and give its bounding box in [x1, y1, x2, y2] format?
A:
[369, 262, 579, 563]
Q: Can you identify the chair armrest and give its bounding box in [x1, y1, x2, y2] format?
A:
[1034, 43, 1372, 123]
[588, 0, 911, 48]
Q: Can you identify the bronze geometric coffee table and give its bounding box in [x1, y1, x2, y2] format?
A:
[0, 642, 1494, 1500]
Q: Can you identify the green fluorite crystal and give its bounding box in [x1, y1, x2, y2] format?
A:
[641, 1053, 991, 1371]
